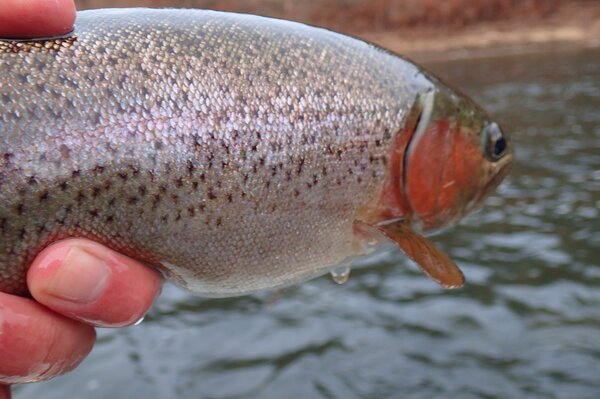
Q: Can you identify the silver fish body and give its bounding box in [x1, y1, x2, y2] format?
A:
[0, 9, 489, 297]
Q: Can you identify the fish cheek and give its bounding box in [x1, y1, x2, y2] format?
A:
[405, 120, 483, 229]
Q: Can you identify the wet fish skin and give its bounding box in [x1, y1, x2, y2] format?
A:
[0, 9, 505, 297]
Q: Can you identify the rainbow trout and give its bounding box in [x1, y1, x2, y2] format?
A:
[0, 9, 512, 297]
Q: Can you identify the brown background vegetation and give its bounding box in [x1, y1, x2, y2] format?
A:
[75, 0, 564, 32]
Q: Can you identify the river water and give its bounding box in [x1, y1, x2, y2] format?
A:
[16, 47, 600, 399]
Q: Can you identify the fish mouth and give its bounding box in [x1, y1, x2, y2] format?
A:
[480, 153, 513, 201]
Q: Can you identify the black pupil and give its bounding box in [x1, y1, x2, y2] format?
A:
[485, 123, 506, 160]
[494, 137, 507, 157]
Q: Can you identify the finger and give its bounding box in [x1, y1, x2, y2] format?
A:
[0, 385, 10, 399]
[0, 0, 76, 39]
[0, 292, 95, 384]
[28, 239, 163, 328]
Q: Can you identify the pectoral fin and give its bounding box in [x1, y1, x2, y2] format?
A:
[375, 220, 465, 289]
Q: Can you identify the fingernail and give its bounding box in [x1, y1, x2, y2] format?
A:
[45, 246, 110, 304]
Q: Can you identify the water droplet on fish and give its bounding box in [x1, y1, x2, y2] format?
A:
[133, 316, 145, 326]
[330, 266, 351, 285]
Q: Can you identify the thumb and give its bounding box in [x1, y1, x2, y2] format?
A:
[27, 239, 163, 328]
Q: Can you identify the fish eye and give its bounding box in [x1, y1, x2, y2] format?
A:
[483, 122, 507, 161]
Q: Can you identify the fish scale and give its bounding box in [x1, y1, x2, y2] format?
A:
[0, 8, 511, 297]
[0, 9, 427, 296]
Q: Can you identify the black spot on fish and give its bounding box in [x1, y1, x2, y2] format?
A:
[129, 165, 140, 176]
[187, 161, 195, 176]
[383, 128, 391, 140]
[36, 83, 47, 94]
[296, 158, 305, 175]
[39, 191, 49, 202]
[128, 196, 138, 205]
[207, 188, 217, 200]
[15, 203, 24, 215]
[216, 217, 222, 226]
[89, 209, 99, 218]
[92, 112, 101, 125]
[175, 177, 184, 188]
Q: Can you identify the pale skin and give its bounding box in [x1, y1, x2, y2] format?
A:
[0, 4, 164, 398]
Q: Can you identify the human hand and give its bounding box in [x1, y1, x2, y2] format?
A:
[0, 4, 164, 398]
[0, 0, 76, 38]
[0, 239, 164, 398]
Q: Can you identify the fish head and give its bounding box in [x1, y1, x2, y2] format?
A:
[352, 77, 513, 289]
[396, 78, 513, 232]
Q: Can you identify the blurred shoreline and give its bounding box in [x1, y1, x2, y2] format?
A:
[365, 1, 600, 62]
[75, 0, 600, 62]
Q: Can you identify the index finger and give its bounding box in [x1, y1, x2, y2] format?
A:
[0, 0, 76, 39]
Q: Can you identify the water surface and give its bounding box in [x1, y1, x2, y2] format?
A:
[17, 48, 600, 399]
